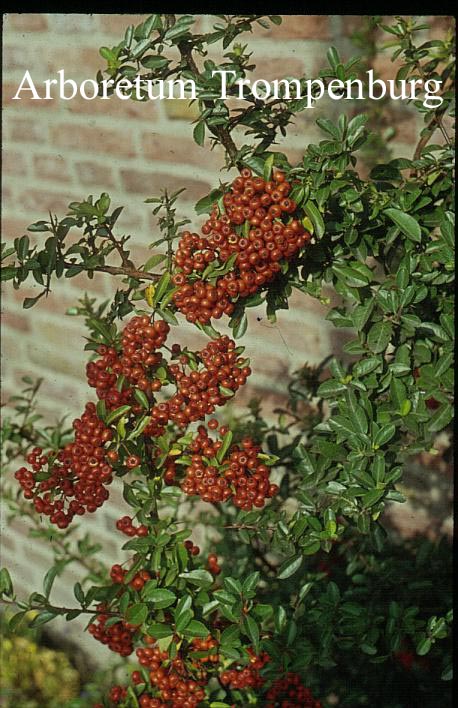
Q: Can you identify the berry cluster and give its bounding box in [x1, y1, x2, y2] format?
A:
[220, 648, 270, 690]
[149, 335, 250, 429]
[88, 603, 137, 656]
[135, 645, 207, 707]
[86, 346, 132, 411]
[207, 553, 221, 575]
[173, 168, 310, 324]
[110, 563, 152, 592]
[109, 686, 128, 704]
[86, 317, 169, 409]
[190, 634, 219, 665]
[116, 515, 149, 537]
[265, 673, 322, 707]
[15, 402, 113, 528]
[181, 423, 279, 510]
[184, 540, 200, 556]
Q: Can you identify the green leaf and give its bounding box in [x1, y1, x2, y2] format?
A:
[217, 430, 233, 463]
[23, 295, 42, 309]
[195, 188, 223, 215]
[303, 201, 324, 239]
[73, 582, 85, 605]
[353, 357, 381, 377]
[175, 609, 193, 631]
[126, 603, 148, 625]
[146, 622, 173, 639]
[43, 565, 60, 599]
[140, 55, 169, 69]
[153, 272, 171, 306]
[0, 568, 14, 597]
[8, 611, 27, 632]
[327, 46, 341, 70]
[316, 118, 340, 139]
[374, 423, 396, 447]
[332, 264, 370, 288]
[142, 586, 176, 609]
[220, 625, 240, 646]
[134, 389, 150, 410]
[182, 619, 209, 638]
[416, 636, 432, 656]
[30, 611, 58, 628]
[106, 404, 131, 425]
[427, 403, 453, 433]
[179, 569, 214, 589]
[367, 321, 392, 353]
[0, 266, 17, 281]
[317, 379, 347, 398]
[231, 312, 248, 339]
[263, 153, 275, 180]
[277, 555, 302, 580]
[362, 488, 385, 508]
[435, 352, 453, 377]
[243, 615, 259, 653]
[193, 121, 205, 146]
[242, 572, 260, 595]
[144, 253, 167, 271]
[383, 208, 421, 242]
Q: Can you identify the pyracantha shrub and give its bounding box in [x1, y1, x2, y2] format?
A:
[1, 13, 454, 708]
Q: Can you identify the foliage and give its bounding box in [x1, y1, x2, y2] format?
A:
[1, 14, 454, 708]
[0, 610, 80, 707]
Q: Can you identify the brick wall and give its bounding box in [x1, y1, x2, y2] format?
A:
[1, 14, 452, 660]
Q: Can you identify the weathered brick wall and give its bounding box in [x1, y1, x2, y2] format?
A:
[1, 14, 452, 660]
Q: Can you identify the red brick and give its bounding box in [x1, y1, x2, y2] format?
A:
[19, 188, 73, 214]
[2, 185, 13, 203]
[248, 57, 305, 83]
[388, 110, 418, 145]
[252, 15, 331, 40]
[1, 310, 31, 332]
[99, 14, 150, 35]
[47, 14, 98, 34]
[74, 160, 115, 187]
[2, 82, 56, 110]
[342, 16, 365, 36]
[41, 46, 105, 80]
[9, 117, 46, 143]
[68, 271, 109, 297]
[8, 13, 48, 32]
[127, 244, 157, 268]
[52, 123, 136, 158]
[142, 132, 224, 170]
[33, 153, 70, 181]
[2, 150, 27, 176]
[0, 217, 30, 240]
[255, 316, 327, 362]
[16, 373, 83, 409]
[121, 168, 210, 202]
[285, 287, 334, 317]
[99, 14, 202, 36]
[2, 45, 34, 72]
[428, 16, 454, 38]
[372, 54, 404, 83]
[68, 92, 158, 121]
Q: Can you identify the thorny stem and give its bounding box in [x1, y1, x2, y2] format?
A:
[413, 109, 451, 163]
[0, 597, 114, 617]
[175, 35, 240, 165]
[164, 190, 175, 274]
[105, 224, 134, 269]
[62, 261, 161, 282]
